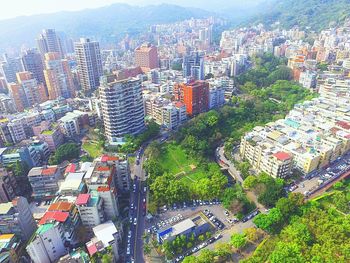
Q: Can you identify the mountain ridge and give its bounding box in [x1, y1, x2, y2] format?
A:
[0, 3, 215, 52]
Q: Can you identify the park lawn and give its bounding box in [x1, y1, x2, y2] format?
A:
[180, 168, 208, 185]
[82, 141, 103, 158]
[159, 144, 199, 175]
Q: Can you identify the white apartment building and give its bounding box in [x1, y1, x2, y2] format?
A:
[99, 76, 145, 143]
[209, 86, 225, 109]
[74, 38, 103, 92]
[27, 223, 68, 263]
[58, 113, 80, 137]
[76, 193, 105, 228]
[7, 119, 26, 143]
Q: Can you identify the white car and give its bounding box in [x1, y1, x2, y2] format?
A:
[133, 217, 137, 225]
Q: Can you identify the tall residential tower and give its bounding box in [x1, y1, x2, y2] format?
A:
[37, 29, 64, 58]
[100, 76, 145, 143]
[74, 38, 103, 93]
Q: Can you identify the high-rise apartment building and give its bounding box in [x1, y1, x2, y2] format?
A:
[135, 43, 159, 72]
[43, 52, 75, 100]
[0, 54, 24, 84]
[182, 52, 205, 81]
[36, 29, 64, 58]
[7, 72, 48, 112]
[8, 83, 25, 112]
[100, 76, 145, 143]
[74, 38, 103, 92]
[21, 49, 46, 85]
[174, 80, 209, 116]
[17, 72, 48, 107]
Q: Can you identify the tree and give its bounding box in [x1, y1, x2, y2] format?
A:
[243, 175, 258, 189]
[230, 233, 247, 250]
[10, 160, 29, 177]
[49, 143, 80, 165]
[275, 193, 304, 218]
[182, 256, 198, 263]
[269, 242, 304, 263]
[215, 243, 232, 259]
[243, 227, 260, 243]
[198, 234, 205, 242]
[101, 254, 112, 263]
[253, 208, 283, 233]
[144, 243, 151, 255]
[197, 249, 216, 263]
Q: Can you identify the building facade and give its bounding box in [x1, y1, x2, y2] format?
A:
[100, 76, 145, 143]
[174, 80, 209, 116]
[43, 52, 75, 100]
[74, 38, 103, 93]
[135, 43, 159, 72]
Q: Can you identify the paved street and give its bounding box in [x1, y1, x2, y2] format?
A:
[217, 147, 244, 184]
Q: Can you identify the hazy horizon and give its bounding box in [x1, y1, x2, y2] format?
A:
[0, 0, 264, 21]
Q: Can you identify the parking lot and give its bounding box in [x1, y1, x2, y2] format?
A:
[145, 200, 239, 234]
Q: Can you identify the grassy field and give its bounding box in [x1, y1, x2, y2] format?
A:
[158, 144, 207, 185]
[82, 141, 103, 158]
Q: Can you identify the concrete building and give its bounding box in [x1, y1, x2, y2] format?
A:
[37, 124, 64, 152]
[208, 85, 225, 109]
[240, 91, 350, 176]
[0, 197, 37, 241]
[74, 38, 103, 92]
[0, 168, 17, 203]
[86, 221, 121, 261]
[0, 234, 21, 263]
[21, 49, 46, 85]
[28, 166, 62, 200]
[174, 80, 209, 116]
[26, 223, 68, 263]
[7, 119, 26, 143]
[135, 43, 159, 72]
[58, 113, 80, 138]
[16, 71, 48, 108]
[0, 54, 23, 84]
[84, 159, 119, 220]
[7, 83, 26, 112]
[59, 172, 85, 196]
[37, 29, 64, 58]
[99, 76, 145, 143]
[182, 52, 204, 81]
[76, 193, 105, 228]
[43, 52, 75, 100]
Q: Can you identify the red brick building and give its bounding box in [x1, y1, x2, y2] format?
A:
[174, 80, 209, 116]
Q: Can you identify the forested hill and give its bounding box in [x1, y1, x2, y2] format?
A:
[251, 0, 350, 31]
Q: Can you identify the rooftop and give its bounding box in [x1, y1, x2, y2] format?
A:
[0, 203, 13, 215]
[37, 223, 54, 235]
[273, 151, 292, 161]
[39, 211, 69, 225]
[48, 202, 73, 212]
[76, 194, 90, 206]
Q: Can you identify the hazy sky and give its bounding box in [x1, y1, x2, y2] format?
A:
[0, 0, 263, 20]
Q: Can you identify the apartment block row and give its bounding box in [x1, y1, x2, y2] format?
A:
[240, 93, 350, 178]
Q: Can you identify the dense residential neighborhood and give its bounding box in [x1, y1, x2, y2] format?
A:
[0, 0, 349, 263]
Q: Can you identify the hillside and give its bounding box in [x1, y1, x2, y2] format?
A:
[0, 3, 213, 52]
[251, 0, 350, 31]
